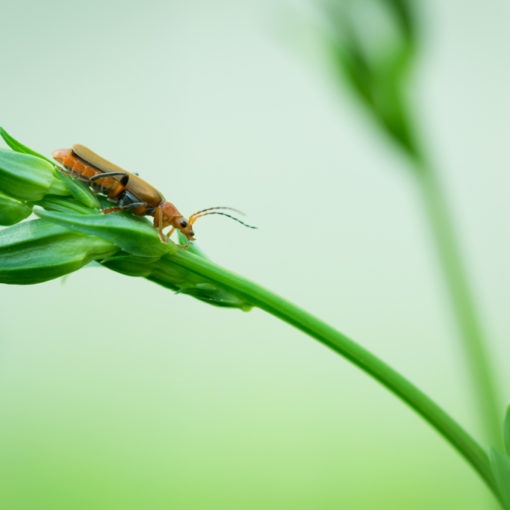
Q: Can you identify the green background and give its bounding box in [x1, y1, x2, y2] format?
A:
[1, 0, 509, 508]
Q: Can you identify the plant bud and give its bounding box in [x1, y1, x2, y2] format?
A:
[0, 191, 32, 225]
[103, 253, 251, 310]
[0, 219, 118, 284]
[0, 149, 67, 201]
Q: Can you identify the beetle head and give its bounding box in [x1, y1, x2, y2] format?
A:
[160, 201, 195, 241]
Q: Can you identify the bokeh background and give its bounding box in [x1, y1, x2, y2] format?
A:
[1, 0, 509, 508]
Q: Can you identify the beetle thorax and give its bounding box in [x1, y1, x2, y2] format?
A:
[160, 201, 181, 226]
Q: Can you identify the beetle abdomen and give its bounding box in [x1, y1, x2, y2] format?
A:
[52, 148, 126, 201]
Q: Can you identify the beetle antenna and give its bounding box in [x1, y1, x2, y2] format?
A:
[190, 211, 257, 230]
[189, 206, 246, 223]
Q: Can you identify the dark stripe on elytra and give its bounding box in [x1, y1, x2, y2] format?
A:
[70, 150, 128, 186]
[71, 149, 106, 173]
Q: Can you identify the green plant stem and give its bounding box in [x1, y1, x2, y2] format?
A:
[167, 251, 500, 504]
[415, 162, 502, 448]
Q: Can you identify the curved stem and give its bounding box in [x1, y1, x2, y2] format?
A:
[167, 251, 500, 503]
[416, 164, 502, 448]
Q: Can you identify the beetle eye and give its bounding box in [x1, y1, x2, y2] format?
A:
[180, 220, 187, 228]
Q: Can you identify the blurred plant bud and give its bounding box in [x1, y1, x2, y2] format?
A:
[322, 0, 421, 160]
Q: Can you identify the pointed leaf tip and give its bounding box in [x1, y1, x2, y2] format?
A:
[0, 126, 55, 166]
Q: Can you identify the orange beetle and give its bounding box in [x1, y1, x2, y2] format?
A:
[52, 144, 254, 243]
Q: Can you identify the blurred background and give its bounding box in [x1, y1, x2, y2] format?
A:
[1, 0, 509, 508]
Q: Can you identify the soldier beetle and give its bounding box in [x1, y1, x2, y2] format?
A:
[52, 144, 255, 244]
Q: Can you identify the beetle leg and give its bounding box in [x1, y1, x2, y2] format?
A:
[168, 229, 191, 248]
[158, 229, 168, 243]
[153, 206, 168, 243]
[101, 206, 125, 214]
[101, 202, 145, 214]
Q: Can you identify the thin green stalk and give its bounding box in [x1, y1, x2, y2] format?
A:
[167, 250, 500, 504]
[415, 162, 502, 448]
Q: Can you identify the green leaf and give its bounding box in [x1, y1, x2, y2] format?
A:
[0, 191, 32, 225]
[37, 196, 96, 215]
[0, 219, 118, 284]
[150, 254, 252, 309]
[0, 149, 64, 201]
[175, 283, 252, 309]
[56, 170, 100, 209]
[505, 406, 510, 457]
[102, 252, 252, 310]
[46, 174, 70, 196]
[0, 127, 56, 166]
[0, 127, 92, 200]
[489, 448, 510, 509]
[36, 208, 175, 257]
[101, 253, 161, 277]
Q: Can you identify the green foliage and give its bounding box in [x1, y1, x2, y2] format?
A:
[0, 127, 505, 504]
[0, 126, 100, 208]
[0, 126, 55, 165]
[492, 409, 510, 508]
[0, 219, 117, 284]
[104, 253, 249, 309]
[38, 195, 98, 215]
[0, 191, 32, 225]
[0, 149, 66, 201]
[320, 0, 503, 484]
[489, 448, 510, 509]
[505, 406, 510, 457]
[56, 170, 101, 209]
[0, 128, 251, 309]
[36, 209, 174, 258]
